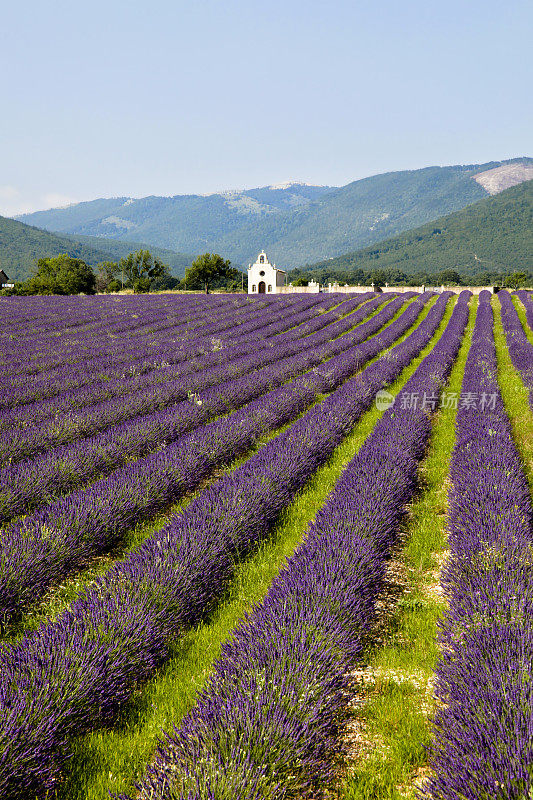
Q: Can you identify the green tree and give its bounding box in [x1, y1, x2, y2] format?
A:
[370, 269, 387, 288]
[95, 261, 119, 293]
[25, 254, 95, 295]
[185, 253, 232, 293]
[150, 274, 180, 291]
[222, 272, 244, 292]
[119, 250, 168, 292]
[503, 271, 527, 289]
[292, 277, 309, 287]
[435, 269, 463, 286]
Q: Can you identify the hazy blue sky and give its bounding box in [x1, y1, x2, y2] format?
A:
[1, 0, 531, 215]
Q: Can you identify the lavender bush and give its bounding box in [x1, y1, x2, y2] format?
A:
[515, 289, 533, 332]
[0, 295, 327, 407]
[0, 293, 430, 622]
[0, 295, 372, 433]
[0, 296, 390, 462]
[0, 293, 447, 797]
[123, 291, 471, 800]
[0, 293, 403, 519]
[426, 291, 533, 799]
[499, 289, 533, 407]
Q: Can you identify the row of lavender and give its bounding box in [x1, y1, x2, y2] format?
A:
[0, 294, 371, 434]
[0, 293, 399, 520]
[3, 295, 347, 418]
[1, 302, 323, 418]
[0, 293, 432, 624]
[1, 294, 258, 373]
[515, 289, 533, 332]
[0, 295, 261, 393]
[2, 294, 331, 378]
[1, 292, 297, 363]
[0, 293, 226, 336]
[0, 292, 451, 797]
[1, 294, 329, 401]
[1, 294, 364, 417]
[124, 291, 471, 800]
[0, 294, 353, 447]
[0, 294, 182, 344]
[499, 290, 533, 407]
[427, 292, 533, 798]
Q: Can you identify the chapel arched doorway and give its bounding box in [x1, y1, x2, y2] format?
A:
[258, 281, 266, 293]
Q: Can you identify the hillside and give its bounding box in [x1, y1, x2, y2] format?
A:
[296, 180, 533, 283]
[0, 217, 193, 283]
[72, 235, 193, 276]
[17, 158, 533, 269]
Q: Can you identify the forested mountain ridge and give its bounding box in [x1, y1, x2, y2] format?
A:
[17, 158, 533, 269]
[17, 183, 333, 249]
[293, 180, 533, 284]
[0, 216, 192, 283]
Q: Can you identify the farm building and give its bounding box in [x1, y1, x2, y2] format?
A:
[0, 270, 13, 288]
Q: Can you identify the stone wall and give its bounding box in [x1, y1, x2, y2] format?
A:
[326, 283, 496, 295]
[424, 286, 496, 295]
[326, 284, 376, 294]
[279, 281, 320, 294]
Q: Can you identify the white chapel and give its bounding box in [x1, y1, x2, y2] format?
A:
[248, 250, 286, 295]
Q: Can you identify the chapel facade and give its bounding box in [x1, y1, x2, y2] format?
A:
[247, 250, 286, 294]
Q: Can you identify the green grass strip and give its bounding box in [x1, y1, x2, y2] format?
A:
[339, 297, 477, 800]
[55, 295, 455, 800]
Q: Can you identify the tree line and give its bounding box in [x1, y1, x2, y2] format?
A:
[1, 251, 244, 295]
[288, 265, 531, 290]
[5, 251, 525, 297]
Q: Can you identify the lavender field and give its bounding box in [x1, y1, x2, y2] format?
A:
[0, 289, 532, 800]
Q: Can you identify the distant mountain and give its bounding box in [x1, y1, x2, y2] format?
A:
[16, 159, 533, 269]
[17, 182, 333, 267]
[0, 217, 193, 283]
[296, 180, 533, 282]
